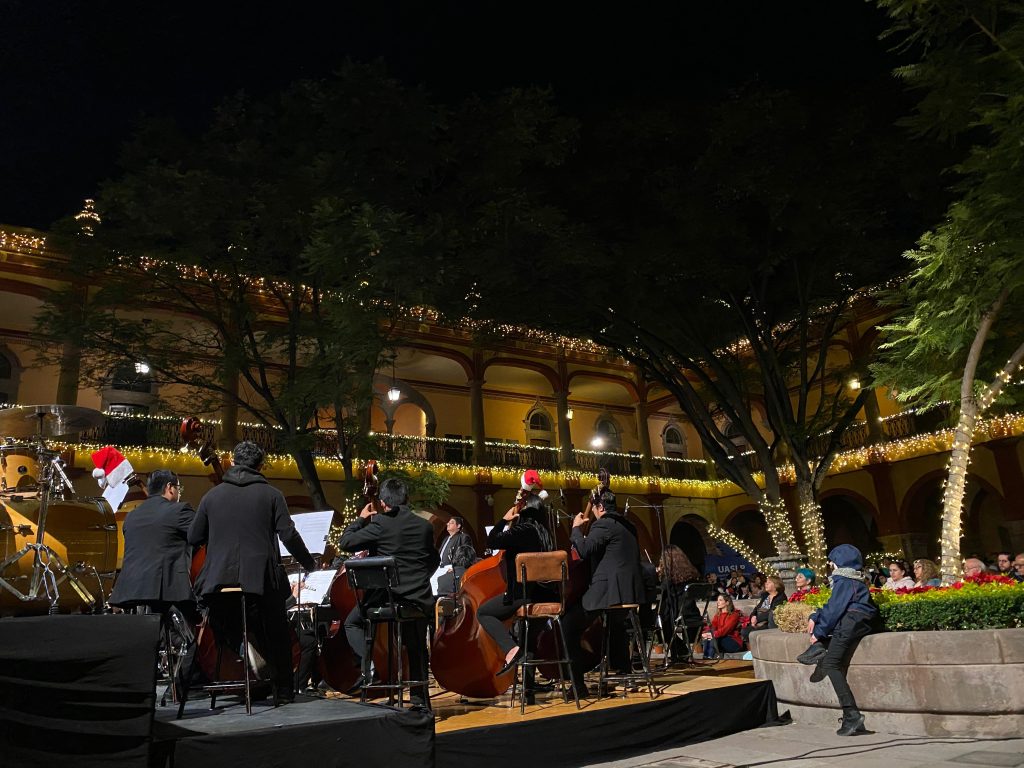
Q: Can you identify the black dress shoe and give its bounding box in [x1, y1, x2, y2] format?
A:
[836, 710, 866, 736]
[796, 644, 826, 665]
[345, 675, 367, 696]
[496, 648, 524, 677]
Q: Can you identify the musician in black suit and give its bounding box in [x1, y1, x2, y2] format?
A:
[564, 490, 645, 693]
[434, 516, 476, 595]
[110, 469, 195, 614]
[188, 441, 317, 704]
[338, 477, 438, 706]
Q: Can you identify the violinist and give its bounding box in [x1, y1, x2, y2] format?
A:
[479, 471, 555, 676]
[188, 441, 317, 705]
[337, 477, 437, 707]
[564, 489, 645, 695]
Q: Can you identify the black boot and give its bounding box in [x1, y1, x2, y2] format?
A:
[836, 709, 866, 736]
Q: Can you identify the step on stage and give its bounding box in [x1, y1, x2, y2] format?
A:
[153, 671, 777, 768]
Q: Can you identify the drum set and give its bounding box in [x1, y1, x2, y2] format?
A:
[0, 405, 117, 616]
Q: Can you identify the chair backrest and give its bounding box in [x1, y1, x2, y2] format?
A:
[515, 551, 568, 611]
[346, 556, 399, 592]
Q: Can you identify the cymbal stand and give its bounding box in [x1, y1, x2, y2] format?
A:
[0, 442, 99, 613]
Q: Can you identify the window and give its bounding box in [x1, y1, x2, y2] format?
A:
[593, 415, 622, 451]
[102, 362, 158, 413]
[662, 424, 686, 458]
[109, 364, 153, 394]
[524, 403, 556, 447]
[529, 411, 551, 431]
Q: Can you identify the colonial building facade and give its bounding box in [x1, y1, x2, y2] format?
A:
[2, 223, 1022, 570]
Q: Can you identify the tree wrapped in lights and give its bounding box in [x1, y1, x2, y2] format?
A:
[872, 0, 1024, 583]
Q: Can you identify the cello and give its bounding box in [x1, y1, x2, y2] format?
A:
[429, 487, 533, 699]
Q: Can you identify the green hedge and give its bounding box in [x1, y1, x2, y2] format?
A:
[879, 585, 1024, 631]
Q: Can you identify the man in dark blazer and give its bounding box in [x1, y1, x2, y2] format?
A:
[188, 441, 316, 704]
[110, 468, 195, 614]
[338, 477, 437, 706]
[564, 490, 645, 693]
[434, 516, 475, 595]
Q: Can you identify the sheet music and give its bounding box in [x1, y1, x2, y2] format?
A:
[279, 510, 334, 557]
[288, 569, 337, 606]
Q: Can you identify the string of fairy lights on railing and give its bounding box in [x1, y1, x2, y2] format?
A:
[0, 228, 47, 253]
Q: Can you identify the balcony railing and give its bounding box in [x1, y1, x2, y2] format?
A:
[69, 404, 954, 478]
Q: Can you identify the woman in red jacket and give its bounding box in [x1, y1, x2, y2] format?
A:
[702, 594, 743, 658]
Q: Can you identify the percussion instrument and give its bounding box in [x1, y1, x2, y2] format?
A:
[0, 404, 106, 439]
[0, 495, 116, 615]
[0, 445, 39, 491]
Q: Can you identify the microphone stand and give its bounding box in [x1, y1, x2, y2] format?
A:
[623, 496, 668, 574]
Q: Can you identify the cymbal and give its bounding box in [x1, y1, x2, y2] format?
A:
[0, 405, 106, 439]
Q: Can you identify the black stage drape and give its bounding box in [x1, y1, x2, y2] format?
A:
[436, 680, 779, 768]
[0, 614, 160, 768]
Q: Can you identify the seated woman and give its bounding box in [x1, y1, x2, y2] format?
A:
[883, 559, 915, 590]
[701, 594, 743, 658]
[741, 575, 786, 644]
[789, 567, 816, 601]
[912, 558, 941, 587]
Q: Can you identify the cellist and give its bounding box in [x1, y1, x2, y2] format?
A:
[478, 470, 555, 677]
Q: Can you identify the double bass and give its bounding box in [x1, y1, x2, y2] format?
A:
[429, 487, 534, 699]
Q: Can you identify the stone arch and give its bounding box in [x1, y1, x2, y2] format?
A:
[819, 492, 882, 555]
[899, 470, 1003, 560]
[669, 518, 708, 575]
[0, 345, 24, 406]
[482, 356, 560, 393]
[963, 484, 1009, 557]
[565, 370, 639, 401]
[723, 504, 775, 557]
[422, 502, 481, 552]
[399, 342, 474, 379]
[373, 376, 437, 436]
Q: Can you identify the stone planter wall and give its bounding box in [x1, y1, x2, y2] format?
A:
[749, 627, 1024, 737]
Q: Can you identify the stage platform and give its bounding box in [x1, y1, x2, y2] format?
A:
[148, 666, 775, 768]
[152, 694, 434, 768]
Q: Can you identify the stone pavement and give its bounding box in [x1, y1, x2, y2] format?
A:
[587, 721, 1024, 768]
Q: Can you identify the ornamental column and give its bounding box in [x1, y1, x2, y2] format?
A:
[634, 369, 656, 477]
[555, 388, 576, 469]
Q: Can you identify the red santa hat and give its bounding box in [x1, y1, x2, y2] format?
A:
[90, 446, 134, 490]
[520, 469, 549, 500]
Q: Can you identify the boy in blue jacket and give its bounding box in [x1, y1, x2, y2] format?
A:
[797, 544, 881, 736]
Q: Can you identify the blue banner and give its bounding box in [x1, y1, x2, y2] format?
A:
[704, 543, 757, 577]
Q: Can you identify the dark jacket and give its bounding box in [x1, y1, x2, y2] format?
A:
[570, 512, 645, 612]
[188, 465, 316, 597]
[486, 517, 552, 603]
[810, 544, 878, 640]
[439, 530, 475, 575]
[338, 504, 438, 612]
[110, 494, 196, 606]
[751, 591, 787, 629]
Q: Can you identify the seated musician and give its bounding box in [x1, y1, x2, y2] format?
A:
[433, 515, 477, 596]
[479, 482, 555, 676]
[337, 477, 437, 708]
[109, 468, 196, 619]
[564, 489, 645, 695]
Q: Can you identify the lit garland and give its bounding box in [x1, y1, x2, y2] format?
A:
[799, 500, 827, 575]
[760, 498, 799, 560]
[0, 228, 47, 253]
[74, 199, 101, 237]
[707, 524, 778, 577]
[326, 497, 361, 550]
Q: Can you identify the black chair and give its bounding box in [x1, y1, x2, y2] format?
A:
[122, 602, 195, 710]
[596, 603, 656, 699]
[673, 582, 717, 664]
[346, 556, 431, 710]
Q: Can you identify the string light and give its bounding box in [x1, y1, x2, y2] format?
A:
[707, 524, 779, 577]
[759, 498, 799, 559]
[799, 499, 827, 575]
[0, 228, 47, 253]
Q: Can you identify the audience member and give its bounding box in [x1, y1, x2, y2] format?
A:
[726, 570, 749, 599]
[1013, 553, 1024, 583]
[701, 594, 743, 658]
[657, 545, 702, 659]
[791, 567, 816, 600]
[882, 559, 915, 590]
[912, 558, 941, 587]
[747, 574, 765, 599]
[742, 575, 786, 644]
[961, 557, 986, 579]
[995, 552, 1014, 577]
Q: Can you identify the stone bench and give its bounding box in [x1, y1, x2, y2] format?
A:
[749, 627, 1024, 737]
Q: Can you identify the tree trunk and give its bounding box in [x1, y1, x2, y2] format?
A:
[795, 480, 827, 575]
[758, 494, 798, 561]
[293, 447, 330, 511]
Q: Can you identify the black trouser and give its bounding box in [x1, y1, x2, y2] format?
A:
[562, 603, 629, 692]
[817, 610, 881, 714]
[208, 589, 294, 696]
[344, 603, 430, 705]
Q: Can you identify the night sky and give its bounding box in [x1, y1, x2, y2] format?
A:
[2, 1, 898, 229]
